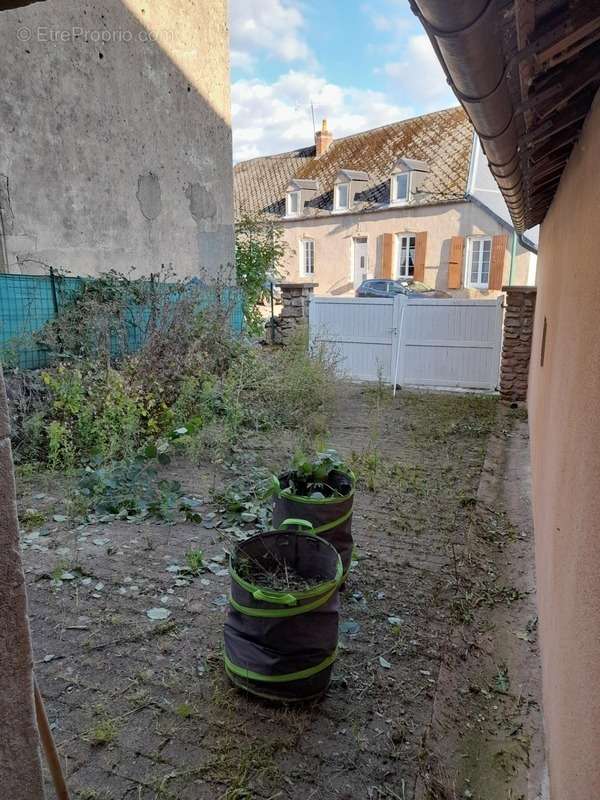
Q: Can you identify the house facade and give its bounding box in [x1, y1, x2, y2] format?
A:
[234, 108, 535, 296]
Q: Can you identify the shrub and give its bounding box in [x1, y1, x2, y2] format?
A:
[235, 214, 287, 335]
[8, 265, 339, 474]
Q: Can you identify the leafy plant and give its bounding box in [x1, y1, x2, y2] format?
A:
[19, 507, 46, 530]
[235, 213, 286, 335]
[75, 438, 191, 523]
[76, 458, 178, 521]
[275, 449, 352, 499]
[185, 549, 205, 574]
[8, 270, 340, 477]
[214, 469, 274, 531]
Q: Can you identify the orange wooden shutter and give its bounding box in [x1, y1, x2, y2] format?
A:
[489, 233, 508, 290]
[413, 232, 427, 282]
[447, 236, 464, 289]
[381, 233, 394, 279]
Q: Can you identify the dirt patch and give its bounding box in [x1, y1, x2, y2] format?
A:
[416, 409, 545, 800]
[20, 383, 542, 799]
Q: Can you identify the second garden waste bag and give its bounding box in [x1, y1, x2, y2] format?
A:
[224, 520, 343, 701]
[272, 468, 355, 576]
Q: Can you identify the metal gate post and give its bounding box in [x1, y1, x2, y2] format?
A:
[391, 294, 408, 395]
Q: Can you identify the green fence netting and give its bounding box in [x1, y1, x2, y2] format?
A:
[0, 271, 244, 370]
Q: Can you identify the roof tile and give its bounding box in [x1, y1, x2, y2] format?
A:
[234, 107, 472, 220]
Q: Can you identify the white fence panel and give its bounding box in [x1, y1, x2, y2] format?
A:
[310, 294, 503, 391]
[394, 297, 503, 390]
[309, 297, 397, 382]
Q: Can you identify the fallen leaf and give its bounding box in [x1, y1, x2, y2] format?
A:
[340, 620, 360, 637]
[146, 607, 171, 621]
[379, 656, 392, 669]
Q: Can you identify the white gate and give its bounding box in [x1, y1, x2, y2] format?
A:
[308, 296, 399, 382]
[310, 294, 503, 391]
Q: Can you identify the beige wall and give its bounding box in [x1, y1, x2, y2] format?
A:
[279, 200, 531, 296]
[529, 90, 600, 800]
[0, 0, 234, 279]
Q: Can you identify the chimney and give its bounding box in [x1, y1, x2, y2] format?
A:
[315, 118, 333, 157]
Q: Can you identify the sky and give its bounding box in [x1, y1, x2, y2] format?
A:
[229, 0, 458, 162]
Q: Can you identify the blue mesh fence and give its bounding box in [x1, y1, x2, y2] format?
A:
[0, 271, 244, 370]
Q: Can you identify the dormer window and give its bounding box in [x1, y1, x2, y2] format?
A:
[333, 169, 369, 214]
[390, 157, 430, 206]
[286, 179, 319, 218]
[287, 190, 300, 216]
[335, 183, 349, 211]
[392, 173, 410, 204]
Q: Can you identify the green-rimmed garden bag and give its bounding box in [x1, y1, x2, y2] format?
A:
[224, 521, 342, 702]
[272, 469, 355, 576]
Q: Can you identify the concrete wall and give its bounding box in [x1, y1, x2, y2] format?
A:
[279, 200, 532, 297]
[0, 0, 234, 279]
[528, 90, 600, 800]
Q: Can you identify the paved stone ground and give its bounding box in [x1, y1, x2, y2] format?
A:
[20, 384, 542, 799]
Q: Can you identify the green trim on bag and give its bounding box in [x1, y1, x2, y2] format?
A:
[228, 585, 338, 618]
[311, 507, 353, 536]
[224, 649, 337, 683]
[225, 666, 329, 702]
[275, 469, 356, 505]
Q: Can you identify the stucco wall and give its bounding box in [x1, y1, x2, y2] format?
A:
[0, 0, 234, 278]
[528, 90, 600, 800]
[279, 200, 532, 296]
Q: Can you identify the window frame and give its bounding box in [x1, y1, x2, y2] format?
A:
[465, 236, 492, 289]
[334, 182, 350, 212]
[391, 172, 410, 205]
[286, 190, 301, 217]
[299, 238, 315, 276]
[395, 233, 416, 279]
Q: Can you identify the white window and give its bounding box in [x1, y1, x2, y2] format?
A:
[300, 239, 315, 275]
[335, 183, 349, 211]
[467, 237, 492, 288]
[287, 191, 300, 216]
[391, 172, 410, 204]
[396, 234, 416, 278]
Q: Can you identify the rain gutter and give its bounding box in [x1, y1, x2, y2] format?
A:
[409, 0, 526, 232]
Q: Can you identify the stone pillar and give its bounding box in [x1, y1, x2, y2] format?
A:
[500, 286, 537, 404]
[278, 282, 318, 343]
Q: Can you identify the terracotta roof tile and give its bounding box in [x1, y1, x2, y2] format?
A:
[234, 107, 473, 220]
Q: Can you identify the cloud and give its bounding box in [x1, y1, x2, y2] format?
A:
[380, 35, 454, 106]
[232, 70, 413, 161]
[362, 6, 412, 36]
[229, 0, 313, 68]
[230, 49, 255, 71]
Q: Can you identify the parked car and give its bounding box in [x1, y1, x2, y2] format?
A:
[355, 279, 450, 299]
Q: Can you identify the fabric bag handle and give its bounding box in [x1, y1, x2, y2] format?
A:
[278, 518, 314, 532]
[252, 588, 297, 606]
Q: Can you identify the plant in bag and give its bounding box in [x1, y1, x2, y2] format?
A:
[270, 449, 355, 576]
[275, 449, 353, 499]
